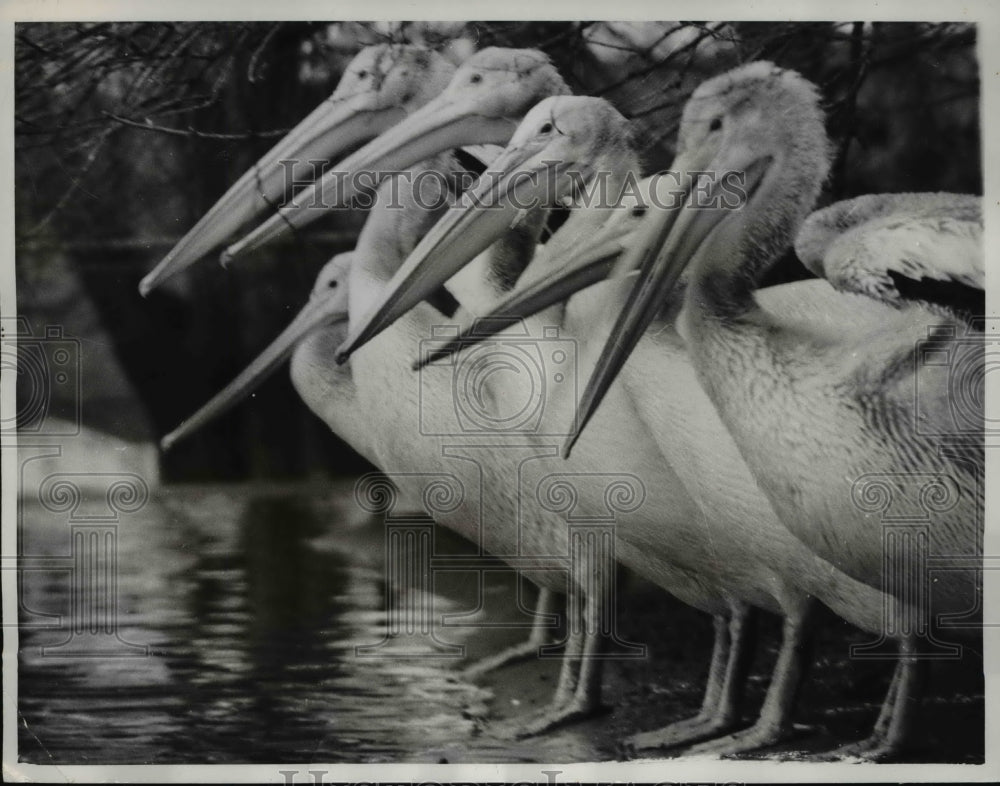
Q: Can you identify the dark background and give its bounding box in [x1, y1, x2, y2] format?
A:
[14, 21, 981, 482]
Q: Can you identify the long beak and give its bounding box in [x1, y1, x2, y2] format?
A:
[221, 98, 521, 265]
[160, 293, 349, 451]
[139, 97, 405, 296]
[561, 155, 774, 458]
[333, 144, 591, 364]
[412, 214, 637, 370]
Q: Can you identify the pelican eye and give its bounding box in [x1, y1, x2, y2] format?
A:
[357, 69, 369, 80]
[539, 121, 554, 134]
[328, 280, 339, 289]
[469, 73, 483, 84]
[709, 117, 723, 132]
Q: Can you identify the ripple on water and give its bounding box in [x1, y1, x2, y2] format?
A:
[17, 485, 599, 763]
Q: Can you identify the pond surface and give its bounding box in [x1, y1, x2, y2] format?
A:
[16, 482, 984, 765]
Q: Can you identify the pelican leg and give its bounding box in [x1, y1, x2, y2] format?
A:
[463, 589, 559, 678]
[496, 571, 608, 738]
[829, 638, 925, 761]
[687, 600, 814, 756]
[871, 658, 903, 738]
[550, 621, 586, 708]
[626, 605, 755, 752]
[511, 602, 606, 738]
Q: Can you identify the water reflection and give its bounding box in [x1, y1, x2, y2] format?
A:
[17, 483, 600, 764]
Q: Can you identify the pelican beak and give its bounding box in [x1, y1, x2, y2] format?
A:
[139, 94, 407, 296]
[160, 291, 349, 451]
[561, 154, 774, 458]
[333, 141, 592, 364]
[413, 211, 637, 370]
[221, 96, 522, 265]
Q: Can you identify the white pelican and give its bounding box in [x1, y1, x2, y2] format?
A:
[548, 62, 983, 759]
[220, 47, 570, 265]
[139, 44, 458, 295]
[334, 95, 901, 755]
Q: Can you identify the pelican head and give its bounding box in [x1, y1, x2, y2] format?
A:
[332, 95, 638, 363]
[437, 47, 569, 119]
[220, 47, 571, 264]
[664, 61, 830, 250]
[160, 253, 354, 451]
[335, 44, 457, 114]
[612, 61, 830, 309]
[139, 44, 454, 295]
[502, 95, 639, 184]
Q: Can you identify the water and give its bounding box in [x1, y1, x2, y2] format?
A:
[16, 482, 603, 764]
[16, 482, 984, 764]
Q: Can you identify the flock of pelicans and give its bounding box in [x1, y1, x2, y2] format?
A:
[140, 45, 984, 761]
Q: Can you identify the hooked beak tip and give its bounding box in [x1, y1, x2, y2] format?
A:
[219, 248, 235, 267]
[138, 277, 155, 298]
[160, 433, 177, 452]
[334, 349, 349, 366]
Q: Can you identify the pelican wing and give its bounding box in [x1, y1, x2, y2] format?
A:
[795, 193, 983, 314]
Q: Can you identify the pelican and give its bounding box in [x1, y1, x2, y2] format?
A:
[334, 95, 904, 755]
[220, 47, 570, 265]
[536, 62, 982, 759]
[139, 44, 458, 295]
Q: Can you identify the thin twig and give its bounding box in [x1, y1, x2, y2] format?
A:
[248, 23, 283, 84]
[102, 111, 291, 140]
